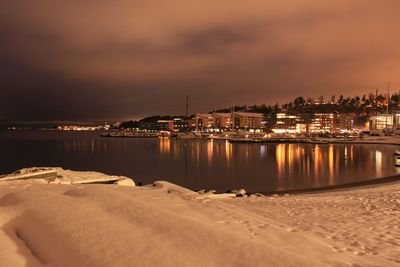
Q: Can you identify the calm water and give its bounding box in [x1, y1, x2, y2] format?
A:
[1, 130, 399, 192]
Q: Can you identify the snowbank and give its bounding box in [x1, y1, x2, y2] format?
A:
[0, 167, 135, 186]
[0, 168, 399, 266]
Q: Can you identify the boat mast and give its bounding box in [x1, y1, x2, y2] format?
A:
[185, 94, 189, 119]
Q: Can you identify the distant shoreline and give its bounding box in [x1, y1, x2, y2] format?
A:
[226, 138, 400, 146]
[99, 132, 400, 146]
[3, 129, 400, 146]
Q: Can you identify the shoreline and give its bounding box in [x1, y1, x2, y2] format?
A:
[228, 139, 400, 146]
[267, 173, 400, 195]
[1, 167, 400, 196]
[4, 129, 400, 145]
[99, 132, 400, 146]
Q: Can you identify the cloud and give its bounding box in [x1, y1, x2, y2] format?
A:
[1, 0, 400, 120]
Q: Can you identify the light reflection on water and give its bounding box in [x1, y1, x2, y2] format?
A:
[1, 131, 400, 192]
[69, 138, 398, 191]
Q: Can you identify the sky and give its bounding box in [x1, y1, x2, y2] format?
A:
[1, 0, 400, 121]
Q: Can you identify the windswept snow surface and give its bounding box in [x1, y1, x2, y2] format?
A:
[228, 183, 400, 266]
[0, 169, 399, 267]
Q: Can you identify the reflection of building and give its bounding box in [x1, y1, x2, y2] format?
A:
[273, 113, 301, 133]
[213, 113, 232, 129]
[159, 138, 171, 153]
[310, 113, 334, 133]
[194, 113, 213, 130]
[233, 112, 263, 129]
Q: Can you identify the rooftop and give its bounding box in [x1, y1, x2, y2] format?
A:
[234, 112, 263, 117]
[213, 113, 231, 117]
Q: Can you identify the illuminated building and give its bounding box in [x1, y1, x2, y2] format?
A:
[190, 112, 263, 131]
[233, 112, 263, 130]
[309, 113, 334, 133]
[173, 118, 190, 132]
[334, 113, 354, 133]
[212, 113, 232, 129]
[187, 117, 197, 129]
[271, 113, 354, 134]
[156, 120, 175, 131]
[136, 119, 188, 132]
[272, 113, 301, 133]
[194, 113, 214, 130]
[369, 114, 395, 131]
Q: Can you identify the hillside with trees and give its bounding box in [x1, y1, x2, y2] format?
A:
[212, 93, 400, 116]
[119, 92, 400, 129]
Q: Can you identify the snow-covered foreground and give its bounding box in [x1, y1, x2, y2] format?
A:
[228, 183, 400, 266]
[0, 169, 399, 267]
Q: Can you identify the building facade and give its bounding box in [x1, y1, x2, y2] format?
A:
[212, 113, 232, 129]
[233, 112, 263, 130]
[334, 113, 354, 133]
[272, 113, 301, 133]
[309, 113, 335, 134]
[156, 120, 175, 131]
[369, 113, 397, 131]
[173, 118, 190, 132]
[194, 113, 214, 130]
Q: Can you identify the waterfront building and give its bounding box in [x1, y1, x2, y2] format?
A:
[187, 117, 197, 130]
[270, 112, 353, 134]
[233, 112, 263, 130]
[334, 113, 354, 133]
[394, 113, 400, 131]
[369, 114, 395, 131]
[272, 113, 301, 134]
[134, 119, 189, 132]
[297, 123, 308, 134]
[156, 120, 175, 131]
[173, 118, 190, 132]
[194, 113, 214, 130]
[309, 113, 335, 133]
[133, 120, 174, 131]
[262, 113, 276, 130]
[212, 113, 232, 129]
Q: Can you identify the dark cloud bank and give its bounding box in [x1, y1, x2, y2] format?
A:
[1, 0, 399, 121]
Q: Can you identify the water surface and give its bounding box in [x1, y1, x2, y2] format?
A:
[1, 130, 399, 192]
